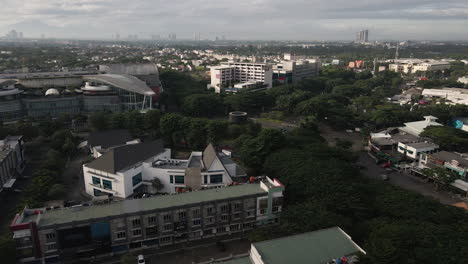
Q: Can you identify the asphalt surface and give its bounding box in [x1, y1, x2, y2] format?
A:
[358, 152, 463, 205]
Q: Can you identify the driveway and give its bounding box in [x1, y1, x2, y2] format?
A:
[357, 152, 463, 205]
[62, 152, 91, 202]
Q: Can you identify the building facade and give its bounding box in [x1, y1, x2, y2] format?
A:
[356, 30, 369, 43]
[0, 136, 25, 192]
[10, 178, 284, 264]
[389, 59, 450, 74]
[83, 143, 246, 198]
[273, 60, 321, 85]
[210, 62, 273, 93]
[397, 141, 439, 160]
[0, 64, 161, 122]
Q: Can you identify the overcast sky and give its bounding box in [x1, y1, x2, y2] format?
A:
[0, 0, 467, 40]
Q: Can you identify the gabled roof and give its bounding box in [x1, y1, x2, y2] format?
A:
[88, 129, 133, 148]
[86, 140, 164, 174]
[203, 143, 218, 170]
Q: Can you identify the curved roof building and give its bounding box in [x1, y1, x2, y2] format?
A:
[83, 74, 155, 96]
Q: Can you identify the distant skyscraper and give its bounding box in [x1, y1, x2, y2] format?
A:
[116, 33, 120, 40]
[193, 32, 201, 41]
[5, 30, 18, 40]
[356, 29, 369, 43]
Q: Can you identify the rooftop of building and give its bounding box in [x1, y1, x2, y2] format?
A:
[406, 141, 439, 149]
[85, 140, 165, 174]
[252, 227, 365, 264]
[87, 129, 133, 149]
[400, 116, 442, 136]
[83, 74, 155, 96]
[431, 151, 468, 168]
[20, 183, 267, 228]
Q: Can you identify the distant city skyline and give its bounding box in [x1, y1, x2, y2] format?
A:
[0, 1, 467, 41]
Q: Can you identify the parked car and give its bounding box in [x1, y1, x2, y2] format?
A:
[137, 255, 145, 264]
[380, 174, 389, 181]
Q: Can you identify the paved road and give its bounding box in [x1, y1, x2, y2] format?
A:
[358, 152, 463, 205]
[94, 238, 251, 264]
[62, 152, 91, 202]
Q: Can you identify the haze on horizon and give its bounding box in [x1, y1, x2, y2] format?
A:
[0, 0, 467, 41]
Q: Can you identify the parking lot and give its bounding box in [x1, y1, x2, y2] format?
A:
[358, 152, 463, 205]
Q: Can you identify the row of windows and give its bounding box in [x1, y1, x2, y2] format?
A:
[114, 223, 253, 241]
[92, 176, 113, 190]
[125, 209, 250, 231]
[132, 173, 142, 186]
[169, 175, 184, 184]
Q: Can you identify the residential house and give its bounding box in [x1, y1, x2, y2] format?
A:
[397, 141, 439, 161]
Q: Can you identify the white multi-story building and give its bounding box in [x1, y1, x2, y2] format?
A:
[209, 62, 273, 93]
[397, 141, 439, 160]
[83, 142, 246, 199]
[273, 59, 321, 84]
[389, 59, 450, 74]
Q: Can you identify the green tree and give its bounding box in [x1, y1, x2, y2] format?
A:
[109, 112, 126, 129]
[422, 167, 459, 191]
[160, 113, 184, 147]
[206, 120, 228, 145]
[0, 236, 16, 263]
[48, 184, 67, 199]
[182, 94, 224, 117]
[144, 109, 161, 133]
[151, 178, 164, 193]
[421, 126, 468, 152]
[88, 111, 110, 131]
[121, 253, 135, 264]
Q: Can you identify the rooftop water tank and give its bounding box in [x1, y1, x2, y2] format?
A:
[229, 111, 248, 124]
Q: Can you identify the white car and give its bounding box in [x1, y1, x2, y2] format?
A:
[137, 255, 145, 264]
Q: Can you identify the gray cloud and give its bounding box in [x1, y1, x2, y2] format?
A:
[0, 0, 467, 40]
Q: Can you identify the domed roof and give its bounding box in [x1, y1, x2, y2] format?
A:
[45, 88, 60, 96]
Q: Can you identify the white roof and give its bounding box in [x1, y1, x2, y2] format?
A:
[400, 117, 442, 136]
[451, 179, 468, 192]
[3, 178, 16, 188]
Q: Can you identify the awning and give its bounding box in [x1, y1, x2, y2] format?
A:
[3, 178, 16, 188]
[451, 179, 468, 192]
